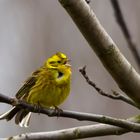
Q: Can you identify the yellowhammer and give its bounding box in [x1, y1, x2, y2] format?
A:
[0, 52, 71, 127]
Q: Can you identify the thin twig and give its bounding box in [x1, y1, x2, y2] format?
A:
[1, 93, 140, 132]
[79, 66, 139, 109]
[110, 0, 140, 69]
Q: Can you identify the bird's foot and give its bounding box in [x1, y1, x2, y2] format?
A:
[54, 106, 63, 117]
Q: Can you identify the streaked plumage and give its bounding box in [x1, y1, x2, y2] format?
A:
[0, 52, 71, 127]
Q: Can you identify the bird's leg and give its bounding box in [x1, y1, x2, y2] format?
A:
[54, 106, 63, 117]
[33, 101, 42, 114]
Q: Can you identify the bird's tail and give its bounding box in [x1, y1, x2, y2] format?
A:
[0, 107, 20, 121]
[15, 109, 31, 127]
[0, 107, 31, 127]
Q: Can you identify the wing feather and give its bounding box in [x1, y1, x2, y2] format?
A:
[15, 69, 41, 99]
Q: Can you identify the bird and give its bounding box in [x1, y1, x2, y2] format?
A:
[0, 52, 71, 127]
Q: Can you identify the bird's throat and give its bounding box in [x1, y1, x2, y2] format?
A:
[57, 71, 64, 79]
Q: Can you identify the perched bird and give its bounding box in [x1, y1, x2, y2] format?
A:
[0, 52, 71, 127]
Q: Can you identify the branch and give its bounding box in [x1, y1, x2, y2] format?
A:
[0, 93, 15, 104]
[7, 124, 130, 140]
[110, 0, 140, 69]
[58, 0, 140, 106]
[6, 114, 140, 140]
[1, 93, 140, 132]
[79, 66, 139, 109]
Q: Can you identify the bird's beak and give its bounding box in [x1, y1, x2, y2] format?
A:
[65, 63, 71, 67]
[65, 59, 71, 67]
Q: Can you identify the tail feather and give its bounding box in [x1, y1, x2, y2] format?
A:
[0, 107, 32, 127]
[19, 112, 31, 127]
[15, 109, 31, 127]
[15, 109, 26, 124]
[0, 107, 20, 121]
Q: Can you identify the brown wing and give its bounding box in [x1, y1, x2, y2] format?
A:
[15, 69, 41, 99]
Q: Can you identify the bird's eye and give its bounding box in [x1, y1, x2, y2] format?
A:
[57, 61, 61, 63]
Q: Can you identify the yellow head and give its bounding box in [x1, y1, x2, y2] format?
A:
[45, 52, 70, 69]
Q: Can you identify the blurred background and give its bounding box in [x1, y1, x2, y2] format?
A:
[0, 0, 140, 139]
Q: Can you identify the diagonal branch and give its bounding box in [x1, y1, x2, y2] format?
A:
[110, 0, 140, 69]
[59, 0, 140, 106]
[79, 66, 139, 109]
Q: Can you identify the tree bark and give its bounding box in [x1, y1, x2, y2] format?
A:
[59, 0, 140, 106]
